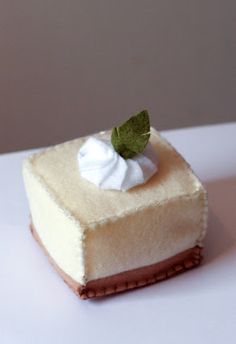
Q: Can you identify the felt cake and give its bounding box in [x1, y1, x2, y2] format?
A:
[23, 114, 208, 299]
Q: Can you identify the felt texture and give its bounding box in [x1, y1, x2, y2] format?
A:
[23, 128, 207, 284]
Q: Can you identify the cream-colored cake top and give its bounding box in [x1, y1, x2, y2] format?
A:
[24, 128, 203, 227]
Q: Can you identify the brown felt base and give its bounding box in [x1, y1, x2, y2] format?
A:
[30, 223, 203, 299]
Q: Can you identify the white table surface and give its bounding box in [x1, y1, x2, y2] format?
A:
[1, 122, 236, 344]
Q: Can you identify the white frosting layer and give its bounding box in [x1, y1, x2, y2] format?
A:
[77, 137, 158, 191]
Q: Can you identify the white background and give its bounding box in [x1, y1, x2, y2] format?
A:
[1, 122, 236, 343]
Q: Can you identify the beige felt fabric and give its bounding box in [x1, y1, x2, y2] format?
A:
[26, 128, 203, 226]
[23, 128, 207, 284]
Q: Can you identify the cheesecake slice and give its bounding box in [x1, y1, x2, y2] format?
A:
[23, 128, 207, 299]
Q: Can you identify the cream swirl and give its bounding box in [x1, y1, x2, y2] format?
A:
[78, 137, 158, 191]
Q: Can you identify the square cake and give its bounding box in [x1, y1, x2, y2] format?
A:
[23, 125, 207, 299]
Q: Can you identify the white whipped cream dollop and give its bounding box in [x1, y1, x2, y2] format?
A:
[78, 137, 158, 191]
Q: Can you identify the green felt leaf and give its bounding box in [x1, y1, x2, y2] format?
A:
[111, 110, 151, 159]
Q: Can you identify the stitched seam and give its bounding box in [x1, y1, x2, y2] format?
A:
[25, 128, 206, 229]
[80, 247, 202, 299]
[196, 188, 208, 247]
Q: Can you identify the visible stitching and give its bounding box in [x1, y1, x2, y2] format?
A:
[196, 189, 208, 247]
[86, 189, 204, 228]
[24, 128, 206, 229]
[80, 247, 202, 299]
